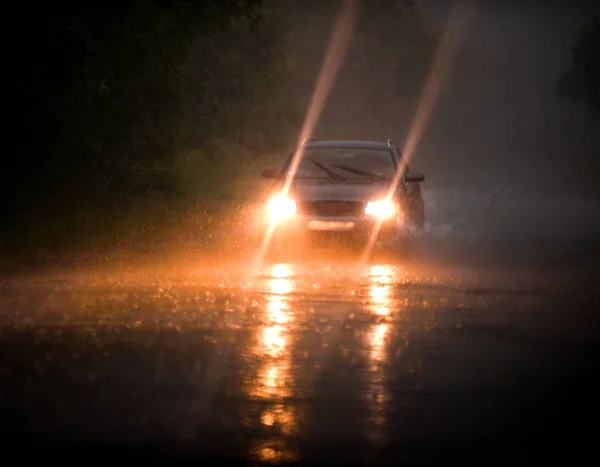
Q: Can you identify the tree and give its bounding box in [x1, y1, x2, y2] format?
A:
[2, 0, 296, 252]
[557, 14, 600, 119]
[5, 1, 291, 211]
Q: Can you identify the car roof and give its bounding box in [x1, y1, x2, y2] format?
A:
[302, 139, 390, 150]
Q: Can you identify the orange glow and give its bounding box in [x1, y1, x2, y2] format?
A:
[365, 199, 396, 219]
[370, 264, 394, 284]
[368, 264, 394, 316]
[260, 404, 297, 434]
[269, 278, 292, 295]
[247, 263, 297, 435]
[267, 297, 290, 324]
[262, 325, 286, 358]
[365, 320, 390, 444]
[271, 263, 292, 278]
[268, 264, 294, 295]
[248, 264, 302, 461]
[251, 440, 300, 464]
[364, 263, 393, 445]
[266, 194, 297, 221]
[369, 323, 389, 363]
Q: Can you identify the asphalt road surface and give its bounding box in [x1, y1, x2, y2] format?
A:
[1, 235, 598, 465]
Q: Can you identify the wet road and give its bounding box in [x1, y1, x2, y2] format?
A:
[1, 237, 598, 465]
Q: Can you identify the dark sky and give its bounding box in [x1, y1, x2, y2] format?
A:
[414, 0, 600, 197]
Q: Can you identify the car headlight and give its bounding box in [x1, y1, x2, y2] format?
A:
[266, 193, 297, 221]
[365, 198, 396, 219]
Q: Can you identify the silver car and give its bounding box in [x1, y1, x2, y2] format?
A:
[259, 138, 425, 253]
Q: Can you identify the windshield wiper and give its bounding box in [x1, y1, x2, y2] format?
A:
[305, 157, 346, 181]
[331, 164, 388, 181]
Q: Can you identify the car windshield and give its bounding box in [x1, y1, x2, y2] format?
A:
[291, 147, 395, 181]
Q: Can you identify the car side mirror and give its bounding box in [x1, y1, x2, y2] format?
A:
[405, 171, 425, 183]
[261, 167, 278, 179]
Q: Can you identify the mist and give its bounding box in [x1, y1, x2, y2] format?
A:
[418, 0, 599, 241]
[268, 0, 599, 242]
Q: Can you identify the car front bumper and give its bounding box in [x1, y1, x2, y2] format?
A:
[269, 214, 403, 245]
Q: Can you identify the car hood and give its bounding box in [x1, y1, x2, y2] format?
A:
[290, 180, 390, 202]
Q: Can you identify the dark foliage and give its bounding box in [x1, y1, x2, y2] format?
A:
[557, 14, 600, 119]
[3, 1, 294, 253]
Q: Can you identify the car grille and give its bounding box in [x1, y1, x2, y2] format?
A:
[298, 200, 365, 217]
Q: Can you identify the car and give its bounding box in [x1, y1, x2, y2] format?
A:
[258, 138, 425, 255]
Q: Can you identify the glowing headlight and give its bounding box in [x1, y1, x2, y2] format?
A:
[266, 193, 297, 220]
[365, 199, 396, 219]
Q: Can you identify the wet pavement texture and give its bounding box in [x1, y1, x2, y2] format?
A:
[1, 238, 599, 465]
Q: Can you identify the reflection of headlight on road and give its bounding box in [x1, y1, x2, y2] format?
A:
[365, 199, 396, 219]
[266, 193, 297, 221]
